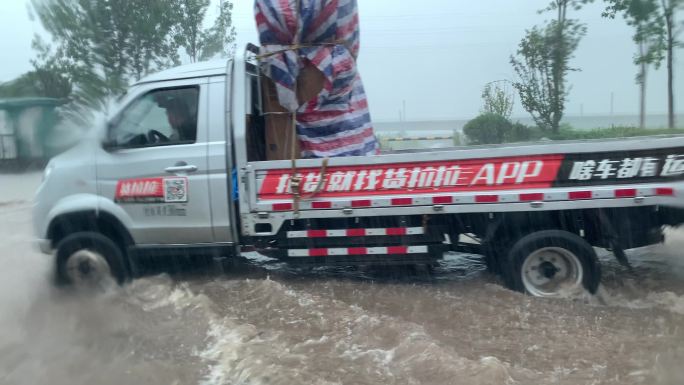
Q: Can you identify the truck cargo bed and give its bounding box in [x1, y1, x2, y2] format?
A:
[232, 48, 684, 239]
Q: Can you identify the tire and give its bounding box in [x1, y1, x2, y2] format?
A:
[502, 230, 600, 297]
[55, 232, 129, 287]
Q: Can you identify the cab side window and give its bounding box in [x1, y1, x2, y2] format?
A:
[108, 87, 199, 148]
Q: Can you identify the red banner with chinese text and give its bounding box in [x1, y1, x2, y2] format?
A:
[258, 155, 564, 200]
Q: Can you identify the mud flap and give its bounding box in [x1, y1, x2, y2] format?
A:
[597, 210, 634, 273]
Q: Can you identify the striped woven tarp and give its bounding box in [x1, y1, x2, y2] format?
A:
[255, 0, 379, 158]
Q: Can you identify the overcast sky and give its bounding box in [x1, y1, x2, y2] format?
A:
[1, 0, 682, 121]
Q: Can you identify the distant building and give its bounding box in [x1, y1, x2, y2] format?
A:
[0, 97, 64, 165]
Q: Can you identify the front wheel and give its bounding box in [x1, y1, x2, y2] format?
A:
[502, 230, 601, 297]
[55, 232, 129, 287]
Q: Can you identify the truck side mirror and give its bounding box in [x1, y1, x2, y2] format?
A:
[101, 139, 119, 152]
[101, 122, 119, 151]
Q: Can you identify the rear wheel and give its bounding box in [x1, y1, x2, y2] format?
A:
[502, 230, 600, 297]
[55, 232, 129, 287]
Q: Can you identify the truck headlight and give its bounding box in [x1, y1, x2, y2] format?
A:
[43, 163, 55, 182]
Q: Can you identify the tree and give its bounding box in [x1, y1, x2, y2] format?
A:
[126, 1, 183, 81]
[0, 70, 71, 99]
[511, 22, 586, 133]
[30, 0, 180, 117]
[464, 114, 515, 145]
[481, 81, 515, 119]
[511, 1, 588, 134]
[463, 113, 536, 144]
[660, 0, 683, 128]
[603, 0, 666, 129]
[29, 0, 235, 120]
[0, 40, 72, 100]
[202, 0, 237, 60]
[30, 44, 73, 100]
[177, 0, 237, 62]
[176, 0, 210, 63]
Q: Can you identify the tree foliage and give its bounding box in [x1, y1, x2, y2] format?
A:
[463, 113, 536, 145]
[603, 0, 666, 128]
[481, 81, 515, 119]
[659, 0, 683, 128]
[29, 0, 235, 120]
[603, 0, 681, 128]
[201, 0, 237, 61]
[464, 114, 515, 145]
[0, 38, 73, 100]
[511, 16, 586, 133]
[176, 0, 236, 63]
[610, 0, 666, 77]
[0, 67, 72, 100]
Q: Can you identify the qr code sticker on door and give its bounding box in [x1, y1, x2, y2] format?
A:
[164, 178, 188, 203]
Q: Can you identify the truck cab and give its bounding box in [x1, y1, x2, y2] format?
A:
[34, 59, 240, 284]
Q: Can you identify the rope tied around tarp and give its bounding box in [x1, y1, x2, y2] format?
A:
[255, 40, 352, 61]
[283, 0, 330, 217]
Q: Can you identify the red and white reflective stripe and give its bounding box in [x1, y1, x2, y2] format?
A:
[656, 187, 675, 196]
[265, 186, 677, 212]
[287, 245, 429, 257]
[286, 227, 424, 239]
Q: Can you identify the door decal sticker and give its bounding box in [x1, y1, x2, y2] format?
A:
[115, 177, 188, 203]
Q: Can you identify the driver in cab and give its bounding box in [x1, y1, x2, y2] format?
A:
[157, 95, 197, 143]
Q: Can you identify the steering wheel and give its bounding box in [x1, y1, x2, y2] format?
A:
[147, 129, 170, 144]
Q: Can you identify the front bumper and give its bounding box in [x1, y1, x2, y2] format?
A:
[35, 238, 53, 255]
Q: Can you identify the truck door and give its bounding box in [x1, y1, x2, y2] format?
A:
[96, 79, 214, 244]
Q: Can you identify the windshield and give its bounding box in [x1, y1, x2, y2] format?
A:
[107, 87, 199, 148]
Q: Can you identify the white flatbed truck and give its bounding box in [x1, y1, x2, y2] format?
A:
[33, 45, 684, 297]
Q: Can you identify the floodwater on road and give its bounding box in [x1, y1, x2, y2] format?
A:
[1, 173, 684, 385]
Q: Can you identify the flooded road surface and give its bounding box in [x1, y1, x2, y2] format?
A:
[1, 174, 684, 385]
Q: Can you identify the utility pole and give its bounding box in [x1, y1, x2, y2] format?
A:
[402, 100, 406, 122]
[610, 92, 614, 116]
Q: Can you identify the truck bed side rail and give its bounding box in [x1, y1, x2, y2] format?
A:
[239, 142, 684, 236]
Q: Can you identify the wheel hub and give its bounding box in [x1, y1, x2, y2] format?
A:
[539, 261, 559, 279]
[65, 250, 112, 286]
[78, 260, 93, 275]
[521, 247, 584, 297]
